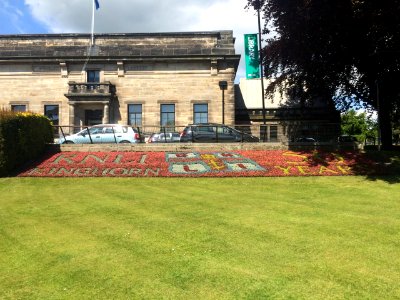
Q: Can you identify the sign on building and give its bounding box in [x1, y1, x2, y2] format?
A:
[244, 34, 260, 79]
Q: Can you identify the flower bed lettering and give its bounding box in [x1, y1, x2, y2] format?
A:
[18, 150, 378, 177]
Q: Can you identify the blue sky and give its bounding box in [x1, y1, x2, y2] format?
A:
[0, 0, 260, 79]
[0, 0, 47, 34]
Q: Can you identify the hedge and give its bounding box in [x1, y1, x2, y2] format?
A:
[0, 112, 53, 176]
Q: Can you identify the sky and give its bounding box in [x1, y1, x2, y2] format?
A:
[0, 0, 262, 81]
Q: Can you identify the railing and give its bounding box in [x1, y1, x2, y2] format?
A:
[66, 81, 115, 95]
[52, 123, 343, 145]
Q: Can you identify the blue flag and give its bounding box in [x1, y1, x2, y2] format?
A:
[94, 0, 100, 10]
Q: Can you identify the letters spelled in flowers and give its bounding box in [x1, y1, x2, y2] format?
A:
[18, 150, 377, 177]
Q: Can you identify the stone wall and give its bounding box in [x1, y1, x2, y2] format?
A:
[0, 31, 240, 127]
[0, 31, 236, 58]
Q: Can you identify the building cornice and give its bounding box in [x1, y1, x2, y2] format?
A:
[0, 31, 231, 39]
[0, 55, 241, 63]
[0, 31, 238, 63]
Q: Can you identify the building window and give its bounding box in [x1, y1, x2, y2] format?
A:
[44, 105, 59, 126]
[260, 125, 267, 142]
[87, 70, 100, 90]
[128, 104, 142, 127]
[270, 125, 278, 142]
[160, 104, 175, 127]
[11, 105, 26, 112]
[193, 104, 208, 124]
[87, 70, 100, 83]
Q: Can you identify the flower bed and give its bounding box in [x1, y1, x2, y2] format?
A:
[18, 150, 381, 178]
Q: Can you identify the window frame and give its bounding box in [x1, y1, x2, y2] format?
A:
[160, 104, 175, 127]
[11, 104, 27, 112]
[44, 104, 60, 126]
[86, 70, 100, 83]
[193, 103, 208, 124]
[127, 104, 143, 127]
[270, 125, 278, 142]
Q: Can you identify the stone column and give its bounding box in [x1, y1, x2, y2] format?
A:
[69, 103, 75, 130]
[103, 103, 109, 124]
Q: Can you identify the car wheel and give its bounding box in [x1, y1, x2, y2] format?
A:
[63, 140, 74, 144]
[119, 140, 131, 144]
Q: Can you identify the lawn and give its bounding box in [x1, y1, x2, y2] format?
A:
[0, 176, 399, 299]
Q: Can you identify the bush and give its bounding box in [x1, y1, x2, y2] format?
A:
[0, 111, 53, 176]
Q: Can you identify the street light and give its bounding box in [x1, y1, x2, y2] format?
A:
[219, 80, 228, 124]
[375, 79, 381, 151]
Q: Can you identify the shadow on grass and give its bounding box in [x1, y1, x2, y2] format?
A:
[309, 149, 400, 184]
[284, 142, 400, 184]
[360, 149, 400, 184]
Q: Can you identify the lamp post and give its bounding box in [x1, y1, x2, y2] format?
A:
[254, 0, 266, 125]
[375, 79, 381, 151]
[219, 80, 228, 124]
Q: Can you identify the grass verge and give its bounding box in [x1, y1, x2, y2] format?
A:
[0, 177, 399, 299]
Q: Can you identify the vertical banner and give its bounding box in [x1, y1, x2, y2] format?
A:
[244, 34, 260, 79]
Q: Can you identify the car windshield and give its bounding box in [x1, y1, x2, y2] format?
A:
[89, 127, 103, 134]
[77, 127, 100, 135]
[232, 128, 243, 134]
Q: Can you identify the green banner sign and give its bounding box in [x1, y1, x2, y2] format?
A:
[244, 34, 260, 79]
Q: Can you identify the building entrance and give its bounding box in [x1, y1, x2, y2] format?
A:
[85, 109, 103, 126]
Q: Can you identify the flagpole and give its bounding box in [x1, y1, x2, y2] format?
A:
[82, 0, 95, 78]
[91, 0, 95, 46]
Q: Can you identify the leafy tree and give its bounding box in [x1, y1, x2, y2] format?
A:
[341, 109, 377, 142]
[247, 0, 400, 149]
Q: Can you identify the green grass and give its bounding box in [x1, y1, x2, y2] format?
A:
[0, 177, 399, 299]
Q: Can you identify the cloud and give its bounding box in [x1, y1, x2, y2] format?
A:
[0, 0, 25, 33]
[24, 0, 261, 80]
[15, 8, 24, 17]
[25, 0, 239, 33]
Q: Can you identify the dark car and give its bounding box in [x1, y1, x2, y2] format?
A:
[180, 123, 259, 143]
[338, 135, 357, 143]
[295, 137, 317, 143]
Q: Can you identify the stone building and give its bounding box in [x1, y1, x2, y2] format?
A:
[235, 78, 340, 142]
[0, 31, 239, 130]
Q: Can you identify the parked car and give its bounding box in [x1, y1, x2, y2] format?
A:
[338, 135, 357, 143]
[59, 124, 141, 144]
[180, 123, 259, 143]
[295, 137, 317, 143]
[147, 132, 181, 143]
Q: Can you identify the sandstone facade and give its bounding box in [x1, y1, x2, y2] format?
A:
[0, 31, 240, 130]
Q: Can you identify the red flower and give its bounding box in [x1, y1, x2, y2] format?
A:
[18, 150, 379, 178]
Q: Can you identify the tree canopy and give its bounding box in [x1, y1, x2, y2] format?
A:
[247, 0, 400, 149]
[341, 109, 377, 143]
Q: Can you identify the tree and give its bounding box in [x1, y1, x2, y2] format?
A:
[341, 109, 377, 143]
[247, 0, 400, 149]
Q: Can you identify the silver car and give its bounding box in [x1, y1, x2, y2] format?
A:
[147, 132, 181, 143]
[59, 124, 141, 144]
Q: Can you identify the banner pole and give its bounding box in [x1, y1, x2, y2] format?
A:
[256, 2, 266, 125]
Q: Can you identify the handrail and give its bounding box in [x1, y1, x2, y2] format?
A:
[52, 123, 341, 144]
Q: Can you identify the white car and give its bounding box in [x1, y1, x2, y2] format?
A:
[59, 124, 141, 144]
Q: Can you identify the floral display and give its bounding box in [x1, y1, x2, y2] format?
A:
[18, 150, 380, 178]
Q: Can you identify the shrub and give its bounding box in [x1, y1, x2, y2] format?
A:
[0, 111, 53, 176]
